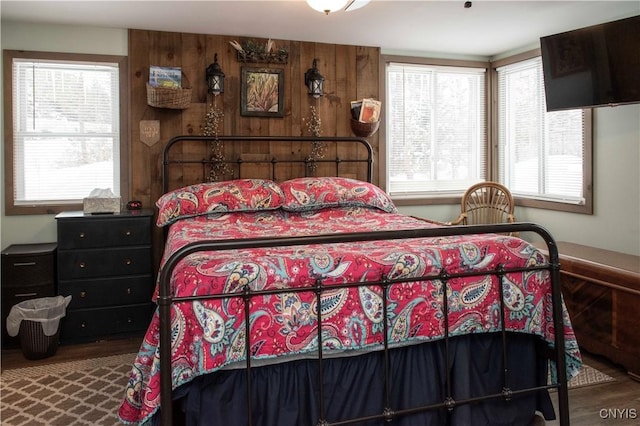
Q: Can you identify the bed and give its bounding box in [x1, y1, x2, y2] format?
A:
[118, 136, 581, 426]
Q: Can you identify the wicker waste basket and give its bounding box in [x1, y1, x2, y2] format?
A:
[6, 296, 71, 360]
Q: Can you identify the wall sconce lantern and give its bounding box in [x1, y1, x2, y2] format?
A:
[206, 53, 225, 96]
[305, 59, 325, 98]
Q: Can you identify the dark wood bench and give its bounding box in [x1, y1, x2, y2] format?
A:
[538, 242, 640, 381]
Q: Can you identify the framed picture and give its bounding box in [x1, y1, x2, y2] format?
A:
[241, 67, 284, 118]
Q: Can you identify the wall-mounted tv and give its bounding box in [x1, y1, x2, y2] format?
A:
[540, 15, 640, 112]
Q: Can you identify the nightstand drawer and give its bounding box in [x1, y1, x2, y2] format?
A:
[58, 247, 151, 280]
[2, 285, 56, 340]
[3, 284, 55, 302]
[1, 285, 56, 348]
[1, 243, 57, 288]
[59, 275, 154, 309]
[57, 217, 151, 249]
[60, 303, 155, 341]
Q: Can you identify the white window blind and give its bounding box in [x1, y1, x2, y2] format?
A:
[12, 59, 120, 205]
[386, 63, 486, 198]
[497, 57, 585, 204]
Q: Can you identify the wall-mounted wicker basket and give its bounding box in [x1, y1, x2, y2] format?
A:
[146, 71, 192, 109]
[146, 83, 192, 109]
[350, 119, 380, 138]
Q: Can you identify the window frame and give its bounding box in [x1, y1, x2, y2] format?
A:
[3, 50, 129, 216]
[380, 52, 593, 213]
[490, 49, 593, 214]
[380, 55, 491, 207]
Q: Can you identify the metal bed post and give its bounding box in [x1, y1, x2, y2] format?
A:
[244, 286, 254, 426]
[158, 279, 173, 425]
[546, 238, 570, 425]
[440, 269, 455, 424]
[497, 265, 512, 401]
[315, 278, 328, 426]
[381, 278, 393, 422]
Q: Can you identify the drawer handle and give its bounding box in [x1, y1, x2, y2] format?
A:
[79, 262, 86, 269]
[125, 259, 132, 266]
[127, 318, 133, 324]
[125, 230, 132, 236]
[126, 288, 132, 295]
[80, 291, 87, 298]
[13, 262, 36, 267]
[79, 232, 86, 238]
[15, 292, 38, 298]
[81, 322, 87, 328]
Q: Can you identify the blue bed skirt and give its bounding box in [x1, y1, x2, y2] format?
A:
[168, 332, 555, 426]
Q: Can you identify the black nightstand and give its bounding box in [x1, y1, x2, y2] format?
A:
[1, 243, 57, 348]
[55, 210, 155, 342]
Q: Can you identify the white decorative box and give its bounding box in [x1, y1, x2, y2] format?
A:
[83, 188, 121, 214]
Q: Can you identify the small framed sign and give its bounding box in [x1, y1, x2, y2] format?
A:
[140, 120, 160, 146]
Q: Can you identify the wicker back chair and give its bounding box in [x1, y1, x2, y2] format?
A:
[449, 181, 516, 226]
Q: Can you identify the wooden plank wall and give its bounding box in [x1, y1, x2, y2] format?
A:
[128, 29, 380, 261]
[129, 29, 380, 209]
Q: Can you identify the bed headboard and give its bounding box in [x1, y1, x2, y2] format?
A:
[162, 135, 374, 194]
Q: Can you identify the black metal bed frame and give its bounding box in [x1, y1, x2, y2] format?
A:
[156, 136, 570, 426]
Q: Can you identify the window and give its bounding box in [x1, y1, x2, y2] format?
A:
[495, 54, 592, 213]
[4, 50, 128, 215]
[385, 60, 487, 201]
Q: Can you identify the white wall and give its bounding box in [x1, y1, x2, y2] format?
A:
[522, 105, 639, 254]
[0, 22, 128, 250]
[2, 21, 639, 256]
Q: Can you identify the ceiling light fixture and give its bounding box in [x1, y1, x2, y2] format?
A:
[307, 0, 349, 15]
[307, 0, 370, 15]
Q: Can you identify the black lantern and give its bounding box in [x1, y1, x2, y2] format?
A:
[206, 53, 225, 96]
[305, 59, 324, 98]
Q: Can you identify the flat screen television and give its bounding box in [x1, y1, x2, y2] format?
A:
[540, 15, 640, 112]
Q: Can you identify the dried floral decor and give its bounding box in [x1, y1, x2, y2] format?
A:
[304, 105, 326, 171]
[230, 38, 289, 64]
[202, 104, 231, 182]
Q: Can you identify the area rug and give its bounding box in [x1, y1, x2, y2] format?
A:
[547, 363, 615, 391]
[0, 353, 136, 426]
[566, 363, 615, 389]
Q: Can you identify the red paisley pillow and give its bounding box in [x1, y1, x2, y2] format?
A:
[280, 177, 397, 213]
[156, 179, 285, 227]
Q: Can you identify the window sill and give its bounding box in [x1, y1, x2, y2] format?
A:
[5, 203, 84, 216]
[392, 195, 461, 206]
[515, 197, 593, 215]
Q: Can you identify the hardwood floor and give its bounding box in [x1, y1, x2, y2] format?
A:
[543, 350, 640, 426]
[2, 338, 638, 425]
[1, 335, 142, 371]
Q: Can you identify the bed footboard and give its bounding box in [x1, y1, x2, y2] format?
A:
[157, 222, 570, 426]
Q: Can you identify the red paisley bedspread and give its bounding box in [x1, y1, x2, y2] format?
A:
[118, 207, 581, 425]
